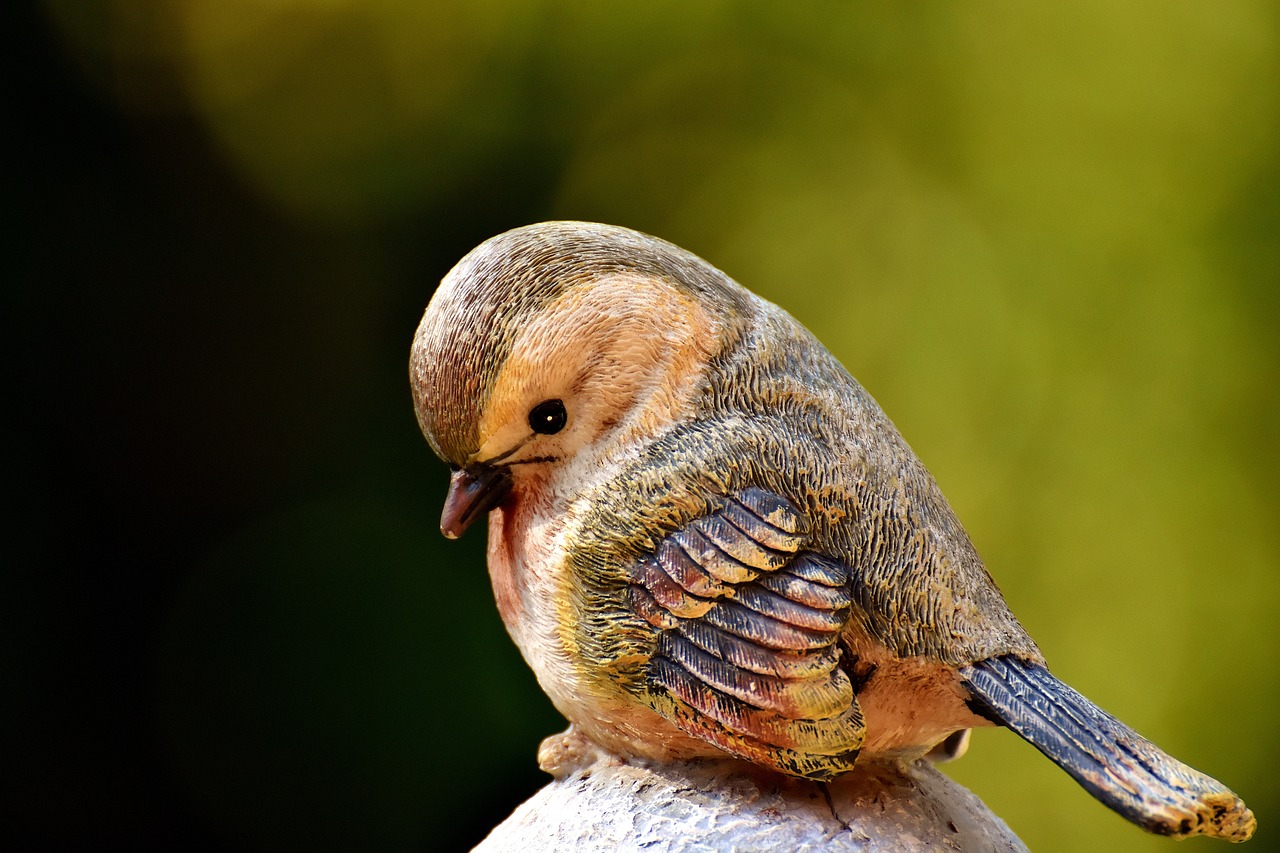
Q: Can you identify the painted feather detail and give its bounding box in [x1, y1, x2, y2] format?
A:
[628, 487, 864, 779]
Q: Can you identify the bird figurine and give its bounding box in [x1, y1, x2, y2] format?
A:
[409, 221, 1254, 842]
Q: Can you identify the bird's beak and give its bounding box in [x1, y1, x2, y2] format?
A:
[440, 465, 513, 539]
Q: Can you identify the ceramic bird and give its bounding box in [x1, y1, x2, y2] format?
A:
[409, 221, 1254, 842]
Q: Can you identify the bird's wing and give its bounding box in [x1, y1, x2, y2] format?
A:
[627, 486, 865, 780]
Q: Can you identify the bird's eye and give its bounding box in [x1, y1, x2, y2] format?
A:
[528, 399, 567, 435]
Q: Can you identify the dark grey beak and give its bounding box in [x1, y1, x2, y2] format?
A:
[440, 466, 513, 539]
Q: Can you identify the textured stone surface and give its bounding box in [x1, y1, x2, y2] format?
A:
[475, 757, 1027, 852]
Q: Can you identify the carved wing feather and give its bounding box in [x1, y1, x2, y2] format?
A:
[628, 487, 864, 779]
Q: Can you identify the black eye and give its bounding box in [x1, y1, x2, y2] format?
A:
[528, 399, 567, 435]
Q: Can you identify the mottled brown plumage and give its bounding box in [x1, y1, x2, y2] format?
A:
[410, 221, 1253, 842]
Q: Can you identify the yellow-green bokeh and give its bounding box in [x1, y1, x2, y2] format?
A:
[41, 1, 1279, 850]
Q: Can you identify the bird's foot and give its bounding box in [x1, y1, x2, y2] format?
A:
[537, 724, 614, 779]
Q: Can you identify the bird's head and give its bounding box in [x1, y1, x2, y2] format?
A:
[410, 221, 751, 539]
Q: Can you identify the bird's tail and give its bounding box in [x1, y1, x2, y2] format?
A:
[961, 655, 1254, 842]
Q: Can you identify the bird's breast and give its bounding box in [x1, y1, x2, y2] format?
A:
[485, 492, 561, 659]
[486, 490, 614, 723]
[486, 483, 724, 764]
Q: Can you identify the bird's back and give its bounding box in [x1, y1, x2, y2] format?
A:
[700, 293, 1041, 669]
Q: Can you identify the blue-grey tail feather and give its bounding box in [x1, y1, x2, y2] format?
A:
[960, 656, 1254, 842]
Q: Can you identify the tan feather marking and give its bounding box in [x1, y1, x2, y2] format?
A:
[783, 556, 847, 587]
[657, 633, 852, 718]
[758, 571, 851, 611]
[655, 538, 733, 598]
[721, 499, 806, 551]
[734, 488, 807, 535]
[671, 528, 760, 584]
[733, 585, 849, 632]
[702, 600, 835, 650]
[677, 619, 840, 679]
[628, 585, 680, 630]
[694, 515, 792, 571]
[629, 558, 714, 618]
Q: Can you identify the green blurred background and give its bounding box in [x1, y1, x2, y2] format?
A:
[8, 1, 1278, 850]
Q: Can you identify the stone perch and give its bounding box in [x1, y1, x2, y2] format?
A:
[474, 730, 1026, 852]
